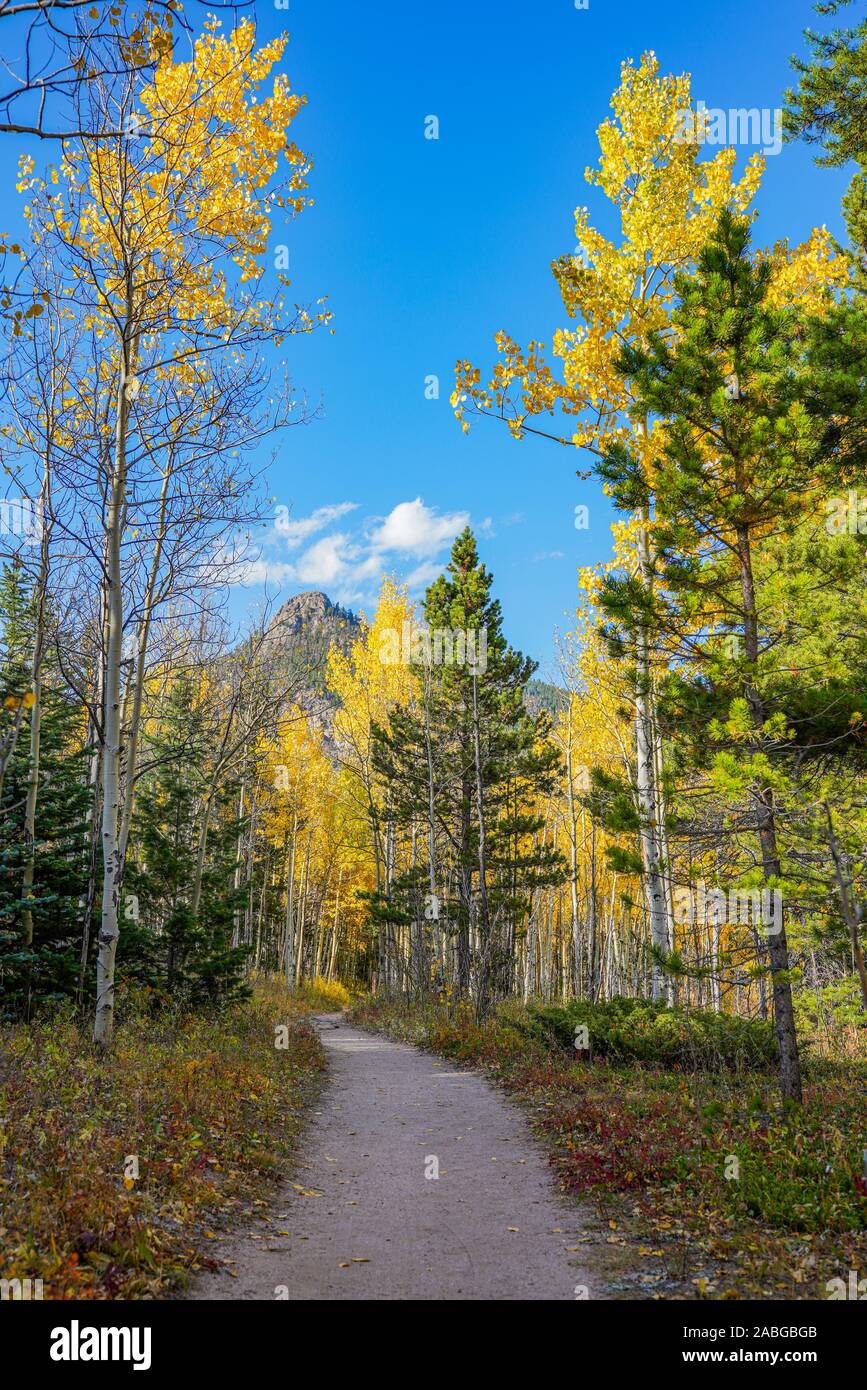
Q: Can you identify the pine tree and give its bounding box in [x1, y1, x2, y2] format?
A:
[125, 675, 249, 1007]
[606, 211, 826, 1101]
[786, 0, 867, 285]
[373, 529, 564, 1014]
[0, 560, 89, 1017]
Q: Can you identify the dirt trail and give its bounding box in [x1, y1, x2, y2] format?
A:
[189, 1013, 598, 1301]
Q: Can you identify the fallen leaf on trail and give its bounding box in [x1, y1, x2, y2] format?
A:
[507, 1226, 519, 1232]
[338, 1262, 350, 1268]
[351, 1257, 370, 1263]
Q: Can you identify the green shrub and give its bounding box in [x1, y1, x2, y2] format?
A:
[524, 995, 777, 1072]
[727, 1102, 867, 1232]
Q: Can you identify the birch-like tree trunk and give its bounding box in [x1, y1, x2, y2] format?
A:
[635, 510, 671, 1001]
[284, 814, 297, 988]
[327, 864, 343, 982]
[564, 705, 582, 998]
[21, 453, 52, 949]
[93, 303, 133, 1048]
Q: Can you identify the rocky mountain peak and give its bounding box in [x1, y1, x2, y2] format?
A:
[258, 591, 359, 704]
[267, 590, 341, 637]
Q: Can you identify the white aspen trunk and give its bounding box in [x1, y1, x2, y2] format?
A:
[588, 815, 598, 999]
[253, 857, 267, 978]
[327, 865, 342, 982]
[409, 819, 422, 992]
[93, 314, 133, 1048]
[471, 673, 491, 1011]
[21, 454, 52, 948]
[523, 912, 536, 1003]
[117, 466, 171, 871]
[636, 513, 670, 1001]
[560, 898, 569, 1002]
[294, 838, 310, 987]
[425, 686, 438, 992]
[314, 867, 332, 978]
[284, 814, 297, 988]
[232, 774, 246, 951]
[565, 706, 582, 999]
[78, 617, 105, 1007]
[607, 876, 620, 995]
[545, 883, 555, 1002]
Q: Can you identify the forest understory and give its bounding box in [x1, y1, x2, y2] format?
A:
[0, 983, 330, 1299]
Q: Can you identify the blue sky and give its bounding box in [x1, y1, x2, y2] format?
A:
[4, 0, 852, 676]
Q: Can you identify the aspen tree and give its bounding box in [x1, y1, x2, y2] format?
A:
[454, 54, 766, 997]
[19, 13, 323, 1043]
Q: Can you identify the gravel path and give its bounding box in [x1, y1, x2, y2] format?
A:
[189, 1013, 598, 1301]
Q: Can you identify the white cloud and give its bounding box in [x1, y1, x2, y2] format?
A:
[235, 559, 297, 586]
[367, 498, 469, 557]
[404, 559, 446, 589]
[236, 496, 480, 606]
[295, 533, 351, 587]
[274, 501, 357, 548]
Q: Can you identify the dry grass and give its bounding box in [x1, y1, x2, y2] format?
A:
[0, 984, 325, 1299]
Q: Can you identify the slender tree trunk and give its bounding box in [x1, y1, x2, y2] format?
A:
[327, 865, 342, 982]
[472, 673, 492, 1015]
[77, 610, 106, 1007]
[635, 512, 671, 1001]
[457, 784, 472, 995]
[117, 466, 172, 872]
[284, 814, 297, 988]
[565, 704, 582, 999]
[824, 802, 867, 1011]
[232, 774, 247, 951]
[424, 683, 438, 992]
[735, 523, 802, 1102]
[94, 306, 134, 1048]
[21, 455, 52, 949]
[294, 838, 310, 987]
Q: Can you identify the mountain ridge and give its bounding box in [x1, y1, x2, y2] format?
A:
[257, 589, 562, 724]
